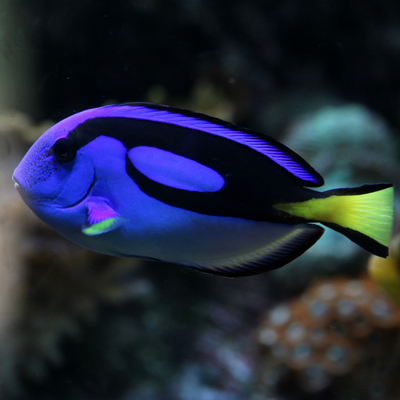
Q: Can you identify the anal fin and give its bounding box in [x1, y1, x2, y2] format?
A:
[182, 223, 324, 277]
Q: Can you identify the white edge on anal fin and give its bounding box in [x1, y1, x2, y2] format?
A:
[182, 224, 325, 277]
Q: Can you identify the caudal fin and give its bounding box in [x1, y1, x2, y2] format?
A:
[275, 183, 394, 257]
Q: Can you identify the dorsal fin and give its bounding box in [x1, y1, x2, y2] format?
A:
[59, 102, 324, 187]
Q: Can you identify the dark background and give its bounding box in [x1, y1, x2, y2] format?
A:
[5, 1, 400, 399]
[22, 0, 400, 130]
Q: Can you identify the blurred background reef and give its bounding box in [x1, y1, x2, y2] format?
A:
[1, 0, 400, 399]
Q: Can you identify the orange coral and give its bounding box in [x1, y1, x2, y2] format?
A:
[257, 276, 400, 396]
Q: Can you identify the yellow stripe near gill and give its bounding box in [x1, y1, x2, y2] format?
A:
[82, 218, 116, 236]
[274, 187, 394, 247]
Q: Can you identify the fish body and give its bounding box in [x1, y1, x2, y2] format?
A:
[13, 103, 394, 277]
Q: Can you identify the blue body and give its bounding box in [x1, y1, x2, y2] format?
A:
[13, 103, 332, 277]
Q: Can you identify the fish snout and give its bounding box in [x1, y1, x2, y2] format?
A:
[12, 174, 22, 190]
[12, 168, 28, 196]
[12, 175, 22, 190]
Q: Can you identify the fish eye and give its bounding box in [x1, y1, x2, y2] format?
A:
[53, 138, 76, 163]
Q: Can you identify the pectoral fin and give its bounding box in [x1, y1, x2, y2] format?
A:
[82, 197, 126, 236]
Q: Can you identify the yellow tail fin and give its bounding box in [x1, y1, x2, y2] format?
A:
[275, 184, 394, 257]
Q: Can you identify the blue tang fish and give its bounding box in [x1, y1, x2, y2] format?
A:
[13, 103, 394, 277]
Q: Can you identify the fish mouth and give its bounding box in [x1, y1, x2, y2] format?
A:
[63, 175, 96, 209]
[12, 175, 22, 190]
[12, 174, 33, 200]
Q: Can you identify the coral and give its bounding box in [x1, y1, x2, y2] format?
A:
[257, 276, 400, 399]
[271, 103, 399, 290]
[144, 77, 245, 123]
[284, 104, 399, 187]
[0, 110, 40, 395]
[0, 111, 144, 398]
[368, 232, 400, 306]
